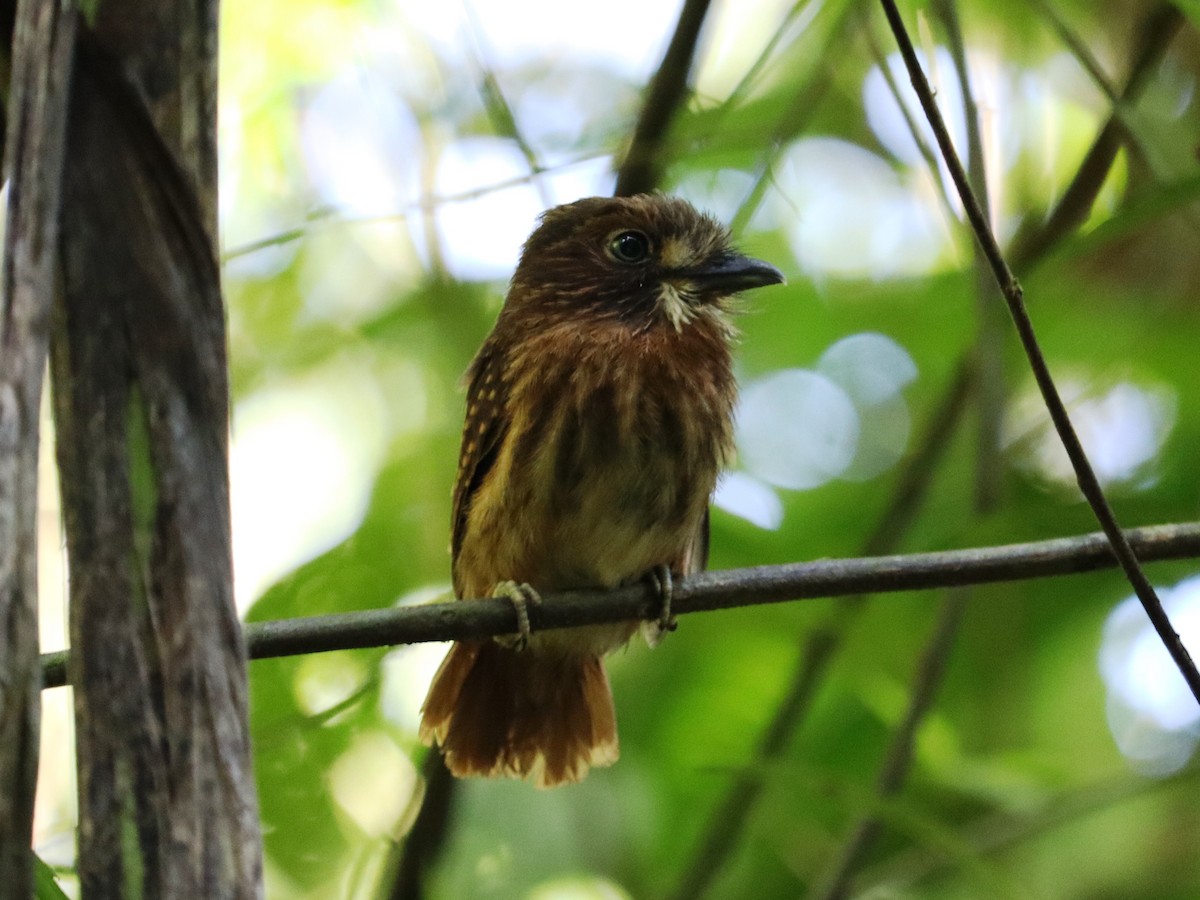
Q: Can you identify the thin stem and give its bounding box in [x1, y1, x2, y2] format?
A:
[1009, 4, 1183, 271]
[877, 0, 1200, 702]
[930, 0, 1006, 513]
[670, 359, 975, 900]
[462, 6, 554, 209]
[809, 590, 968, 900]
[859, 764, 1200, 893]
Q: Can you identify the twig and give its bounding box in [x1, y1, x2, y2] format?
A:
[718, 0, 825, 116]
[1030, 2, 1200, 237]
[728, 67, 832, 237]
[862, 19, 945, 196]
[878, 0, 1200, 704]
[219, 155, 604, 262]
[809, 589, 968, 900]
[730, 2, 862, 235]
[1029, 0, 1120, 104]
[858, 763, 1200, 893]
[1009, 4, 1183, 271]
[614, 0, 714, 196]
[38, 521, 1200, 690]
[461, 5, 554, 209]
[930, 0, 1006, 514]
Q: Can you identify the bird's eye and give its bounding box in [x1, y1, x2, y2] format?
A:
[609, 230, 651, 264]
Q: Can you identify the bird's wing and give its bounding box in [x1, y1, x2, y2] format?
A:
[451, 342, 509, 570]
[681, 507, 710, 575]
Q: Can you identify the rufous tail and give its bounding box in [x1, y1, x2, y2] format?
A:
[418, 641, 618, 788]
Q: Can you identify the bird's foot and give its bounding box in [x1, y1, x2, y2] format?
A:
[644, 565, 677, 647]
[492, 580, 542, 651]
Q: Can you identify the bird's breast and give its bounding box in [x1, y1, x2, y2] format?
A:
[455, 321, 735, 600]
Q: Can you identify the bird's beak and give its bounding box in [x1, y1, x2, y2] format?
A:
[684, 252, 786, 294]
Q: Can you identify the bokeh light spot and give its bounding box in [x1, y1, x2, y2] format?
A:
[1100, 576, 1200, 775]
[736, 368, 859, 490]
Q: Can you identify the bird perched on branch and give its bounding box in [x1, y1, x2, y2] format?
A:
[419, 194, 784, 787]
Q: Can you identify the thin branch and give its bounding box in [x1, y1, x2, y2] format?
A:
[930, 0, 1006, 514]
[461, 5, 554, 209]
[728, 68, 831, 237]
[1031, 1, 1200, 237]
[717, 0, 824, 116]
[858, 764, 1200, 894]
[677, 5, 1180, 892]
[38, 521, 1200, 690]
[614, 0, 714, 196]
[878, 0, 1200, 704]
[386, 752, 455, 900]
[730, 2, 861, 235]
[1009, 4, 1183, 271]
[862, 19, 945, 199]
[220, 153, 606, 262]
[1029, 0, 1119, 104]
[809, 589, 968, 900]
[728, 66, 832, 237]
[474, 68, 553, 209]
[670, 358, 975, 900]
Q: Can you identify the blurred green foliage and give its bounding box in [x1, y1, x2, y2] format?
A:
[216, 0, 1200, 897]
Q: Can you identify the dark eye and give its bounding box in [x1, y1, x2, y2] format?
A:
[609, 230, 651, 263]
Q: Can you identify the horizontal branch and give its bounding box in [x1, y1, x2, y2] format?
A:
[40, 521, 1200, 690]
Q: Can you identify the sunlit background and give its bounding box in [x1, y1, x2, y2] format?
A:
[33, 0, 1200, 897]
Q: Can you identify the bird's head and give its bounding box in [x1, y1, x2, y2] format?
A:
[505, 194, 784, 334]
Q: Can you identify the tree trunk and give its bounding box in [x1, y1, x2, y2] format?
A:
[0, 2, 77, 897]
[48, 0, 263, 896]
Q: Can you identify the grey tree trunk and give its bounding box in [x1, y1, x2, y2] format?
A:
[51, 1, 263, 896]
[0, 2, 77, 897]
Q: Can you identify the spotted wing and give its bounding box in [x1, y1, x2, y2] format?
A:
[678, 507, 710, 576]
[451, 342, 509, 575]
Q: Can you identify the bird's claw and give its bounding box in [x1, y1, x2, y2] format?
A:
[646, 565, 677, 646]
[492, 580, 541, 651]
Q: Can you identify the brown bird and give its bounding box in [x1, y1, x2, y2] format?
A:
[418, 194, 784, 787]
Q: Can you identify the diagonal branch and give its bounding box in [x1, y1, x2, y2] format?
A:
[38, 521, 1200, 689]
[859, 763, 1200, 893]
[462, 6, 554, 209]
[674, 5, 1183, 893]
[811, 12, 991, 894]
[809, 589, 968, 900]
[671, 358, 975, 900]
[614, 0, 714, 196]
[931, 0, 1006, 513]
[1009, 4, 1183, 271]
[877, 0, 1200, 702]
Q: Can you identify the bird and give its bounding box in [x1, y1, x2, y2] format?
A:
[418, 193, 784, 787]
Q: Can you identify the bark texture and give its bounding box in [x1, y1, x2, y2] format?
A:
[0, 2, 76, 896]
[49, 1, 262, 896]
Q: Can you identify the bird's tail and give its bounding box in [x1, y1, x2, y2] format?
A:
[418, 640, 618, 788]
